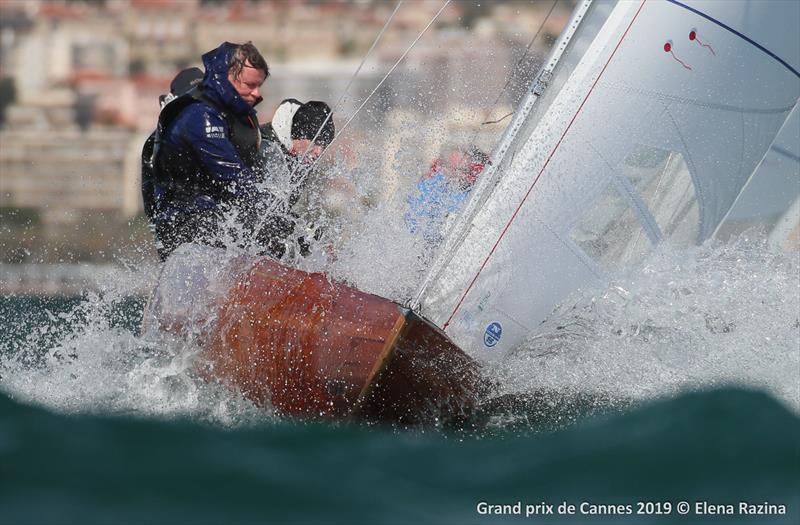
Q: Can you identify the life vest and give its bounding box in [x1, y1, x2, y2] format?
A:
[141, 86, 260, 221]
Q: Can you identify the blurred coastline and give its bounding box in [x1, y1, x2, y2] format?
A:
[0, 261, 157, 296]
[0, 0, 572, 291]
[1, 1, 796, 298]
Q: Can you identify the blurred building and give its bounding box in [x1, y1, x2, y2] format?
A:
[0, 127, 141, 229]
[0, 0, 570, 263]
[123, 0, 199, 75]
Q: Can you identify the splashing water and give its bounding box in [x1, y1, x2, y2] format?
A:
[0, 153, 429, 427]
[0, 261, 266, 427]
[493, 233, 800, 412]
[1, 221, 797, 430]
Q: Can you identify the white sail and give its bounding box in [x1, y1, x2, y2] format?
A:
[720, 105, 799, 249]
[413, 0, 800, 362]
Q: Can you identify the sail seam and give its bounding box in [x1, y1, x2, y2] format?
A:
[771, 145, 800, 164]
[611, 175, 663, 246]
[585, 140, 664, 245]
[443, 0, 649, 329]
[664, 105, 708, 240]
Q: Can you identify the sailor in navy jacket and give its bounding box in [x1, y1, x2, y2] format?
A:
[142, 42, 270, 260]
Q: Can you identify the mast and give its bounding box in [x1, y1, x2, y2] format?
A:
[410, 0, 596, 311]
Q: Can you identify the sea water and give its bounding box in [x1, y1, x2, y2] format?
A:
[1, 228, 798, 524]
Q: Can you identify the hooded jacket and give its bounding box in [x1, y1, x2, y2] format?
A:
[148, 43, 263, 244]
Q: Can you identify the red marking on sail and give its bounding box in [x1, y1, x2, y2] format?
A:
[442, 0, 649, 330]
[669, 50, 692, 69]
[664, 41, 692, 70]
[689, 30, 716, 56]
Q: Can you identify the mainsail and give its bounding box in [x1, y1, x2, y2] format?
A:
[724, 105, 800, 250]
[412, 0, 800, 362]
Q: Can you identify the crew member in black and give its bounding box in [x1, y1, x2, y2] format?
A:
[258, 99, 336, 257]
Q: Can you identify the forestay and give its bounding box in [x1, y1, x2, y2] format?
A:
[413, 0, 800, 362]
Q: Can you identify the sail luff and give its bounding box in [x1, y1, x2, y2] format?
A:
[409, 0, 597, 311]
[440, 0, 648, 331]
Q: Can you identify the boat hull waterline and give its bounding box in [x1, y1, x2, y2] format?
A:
[151, 250, 488, 425]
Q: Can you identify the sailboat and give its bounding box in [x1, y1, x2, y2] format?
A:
[147, 0, 799, 423]
[413, 0, 799, 363]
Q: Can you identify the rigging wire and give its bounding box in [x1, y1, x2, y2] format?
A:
[252, 1, 403, 241]
[471, 0, 560, 146]
[292, 0, 452, 179]
[292, 1, 404, 168]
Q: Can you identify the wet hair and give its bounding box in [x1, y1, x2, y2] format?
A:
[228, 41, 270, 80]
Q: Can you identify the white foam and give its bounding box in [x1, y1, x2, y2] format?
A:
[2, 211, 796, 425]
[492, 233, 800, 411]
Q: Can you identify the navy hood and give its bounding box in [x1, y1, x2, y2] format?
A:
[200, 42, 261, 117]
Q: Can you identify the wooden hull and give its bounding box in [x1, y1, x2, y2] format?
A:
[198, 257, 487, 424]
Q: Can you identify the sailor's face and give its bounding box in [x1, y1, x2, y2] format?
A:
[290, 139, 324, 162]
[229, 61, 266, 106]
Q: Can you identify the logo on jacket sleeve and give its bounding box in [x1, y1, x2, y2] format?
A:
[204, 114, 225, 139]
[484, 322, 502, 347]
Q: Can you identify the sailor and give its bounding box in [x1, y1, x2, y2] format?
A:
[257, 99, 336, 258]
[259, 99, 335, 200]
[159, 67, 203, 109]
[141, 41, 270, 261]
[405, 145, 488, 246]
[141, 67, 203, 232]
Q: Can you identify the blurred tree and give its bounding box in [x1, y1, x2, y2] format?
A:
[0, 77, 16, 128]
[457, 0, 491, 30]
[129, 58, 146, 76]
[74, 93, 96, 132]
